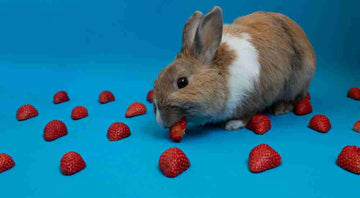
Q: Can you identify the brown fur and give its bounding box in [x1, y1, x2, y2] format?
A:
[154, 9, 316, 128]
[224, 11, 316, 121]
[154, 44, 236, 127]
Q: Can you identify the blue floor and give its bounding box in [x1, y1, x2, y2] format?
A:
[0, 56, 359, 198]
[0, 0, 360, 198]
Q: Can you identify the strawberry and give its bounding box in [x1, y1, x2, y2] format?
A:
[16, 104, 38, 121]
[107, 122, 130, 141]
[169, 118, 186, 142]
[0, 153, 15, 173]
[248, 144, 281, 173]
[305, 92, 311, 100]
[308, 115, 331, 133]
[99, 91, 115, 104]
[353, 121, 360, 133]
[159, 147, 190, 178]
[53, 91, 70, 104]
[294, 99, 312, 115]
[347, 87, 360, 100]
[336, 145, 360, 174]
[147, 90, 154, 103]
[125, 102, 146, 118]
[71, 106, 88, 120]
[43, 120, 68, 141]
[60, 151, 86, 175]
[246, 115, 271, 135]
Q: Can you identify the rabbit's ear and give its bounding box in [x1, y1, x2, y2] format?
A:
[182, 11, 203, 52]
[193, 6, 223, 64]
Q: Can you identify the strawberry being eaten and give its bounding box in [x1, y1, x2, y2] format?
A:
[169, 118, 187, 142]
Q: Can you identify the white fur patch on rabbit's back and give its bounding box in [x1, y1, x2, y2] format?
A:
[220, 33, 260, 120]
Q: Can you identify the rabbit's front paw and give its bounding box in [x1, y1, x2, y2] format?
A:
[225, 120, 246, 131]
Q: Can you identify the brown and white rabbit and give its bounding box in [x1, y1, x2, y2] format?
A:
[154, 6, 316, 130]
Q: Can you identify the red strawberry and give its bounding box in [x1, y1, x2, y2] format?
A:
[44, 120, 68, 141]
[147, 90, 154, 103]
[169, 118, 186, 142]
[246, 115, 271, 135]
[159, 147, 190, 178]
[305, 92, 311, 100]
[353, 121, 360, 133]
[16, 104, 38, 121]
[99, 91, 115, 104]
[308, 115, 331, 133]
[53, 91, 69, 104]
[248, 144, 281, 173]
[60, 151, 86, 175]
[337, 145, 360, 174]
[347, 87, 360, 100]
[125, 102, 146, 118]
[71, 106, 88, 120]
[0, 153, 15, 173]
[294, 99, 312, 115]
[107, 122, 130, 141]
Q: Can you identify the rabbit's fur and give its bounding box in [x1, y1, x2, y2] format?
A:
[154, 7, 315, 130]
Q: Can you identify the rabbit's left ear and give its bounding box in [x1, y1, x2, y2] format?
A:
[182, 11, 203, 52]
[193, 6, 223, 64]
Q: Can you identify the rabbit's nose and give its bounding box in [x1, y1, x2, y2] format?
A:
[154, 100, 167, 128]
[156, 109, 167, 128]
[156, 115, 166, 128]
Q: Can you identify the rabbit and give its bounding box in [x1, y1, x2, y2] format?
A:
[153, 6, 316, 130]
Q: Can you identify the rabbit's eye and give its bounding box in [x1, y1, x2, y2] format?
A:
[177, 77, 188, 89]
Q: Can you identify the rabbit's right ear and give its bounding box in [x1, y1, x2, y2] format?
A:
[193, 6, 223, 64]
[181, 11, 203, 52]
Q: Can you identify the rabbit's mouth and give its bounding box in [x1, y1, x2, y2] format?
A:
[154, 99, 189, 129]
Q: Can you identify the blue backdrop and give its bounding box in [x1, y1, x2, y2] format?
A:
[0, 0, 359, 198]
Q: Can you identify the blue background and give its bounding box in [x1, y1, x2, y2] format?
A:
[0, 0, 359, 197]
